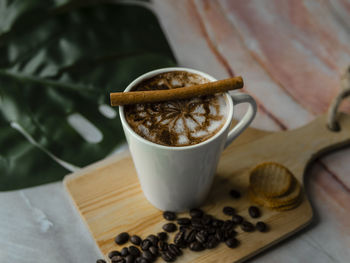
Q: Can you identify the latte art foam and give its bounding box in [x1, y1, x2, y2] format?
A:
[124, 71, 227, 147]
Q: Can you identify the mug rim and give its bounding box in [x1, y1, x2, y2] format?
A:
[119, 67, 234, 150]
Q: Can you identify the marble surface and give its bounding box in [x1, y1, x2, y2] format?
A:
[1, 0, 350, 262]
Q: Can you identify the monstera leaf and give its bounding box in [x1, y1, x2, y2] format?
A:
[0, 0, 176, 190]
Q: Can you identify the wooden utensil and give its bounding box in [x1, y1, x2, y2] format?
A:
[64, 110, 350, 263]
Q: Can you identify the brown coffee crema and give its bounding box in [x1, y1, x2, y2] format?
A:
[124, 71, 227, 147]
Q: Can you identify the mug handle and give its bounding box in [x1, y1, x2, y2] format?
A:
[224, 93, 257, 149]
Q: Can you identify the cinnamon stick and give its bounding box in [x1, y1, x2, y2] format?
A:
[110, 76, 244, 106]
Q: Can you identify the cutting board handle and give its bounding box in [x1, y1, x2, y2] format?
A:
[276, 113, 350, 179]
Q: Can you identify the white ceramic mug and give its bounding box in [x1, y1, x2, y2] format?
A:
[120, 67, 257, 211]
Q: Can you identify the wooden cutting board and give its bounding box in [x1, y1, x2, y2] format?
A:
[64, 113, 350, 263]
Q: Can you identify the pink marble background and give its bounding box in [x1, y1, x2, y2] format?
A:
[152, 0, 350, 261]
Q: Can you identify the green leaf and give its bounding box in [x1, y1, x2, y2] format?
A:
[0, 0, 176, 190]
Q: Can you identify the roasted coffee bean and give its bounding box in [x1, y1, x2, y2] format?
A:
[212, 219, 224, 227]
[177, 217, 191, 225]
[249, 206, 261, 218]
[225, 238, 239, 248]
[129, 246, 141, 257]
[215, 229, 225, 242]
[229, 189, 241, 199]
[111, 256, 125, 263]
[174, 230, 185, 244]
[163, 223, 177, 233]
[161, 251, 175, 262]
[141, 239, 152, 251]
[189, 241, 204, 251]
[223, 206, 235, 216]
[190, 208, 203, 218]
[179, 225, 189, 232]
[168, 244, 182, 256]
[121, 247, 129, 257]
[149, 246, 158, 256]
[175, 239, 187, 249]
[163, 211, 176, 221]
[256, 221, 268, 232]
[158, 240, 168, 252]
[207, 227, 216, 235]
[125, 255, 134, 263]
[96, 260, 106, 263]
[141, 251, 154, 262]
[135, 258, 148, 263]
[201, 214, 213, 225]
[115, 232, 129, 245]
[206, 235, 219, 249]
[130, 235, 142, 246]
[222, 220, 234, 231]
[195, 231, 207, 243]
[224, 229, 237, 241]
[232, 214, 244, 224]
[146, 234, 159, 246]
[241, 221, 255, 232]
[157, 232, 168, 241]
[191, 217, 203, 229]
[184, 229, 196, 243]
[108, 250, 121, 259]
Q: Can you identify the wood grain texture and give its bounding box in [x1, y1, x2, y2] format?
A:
[64, 113, 350, 263]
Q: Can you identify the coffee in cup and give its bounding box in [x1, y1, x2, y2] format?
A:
[124, 71, 228, 147]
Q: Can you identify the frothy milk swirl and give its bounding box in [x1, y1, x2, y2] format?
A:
[125, 71, 227, 147]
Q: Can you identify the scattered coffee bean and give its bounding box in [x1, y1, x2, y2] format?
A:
[96, 260, 106, 263]
[161, 251, 175, 262]
[201, 214, 213, 225]
[174, 230, 185, 245]
[125, 255, 134, 263]
[115, 232, 130, 245]
[206, 235, 219, 249]
[229, 189, 241, 199]
[157, 232, 168, 241]
[241, 221, 255, 232]
[168, 243, 182, 256]
[189, 241, 204, 251]
[141, 251, 154, 262]
[179, 225, 189, 232]
[108, 250, 121, 259]
[177, 217, 191, 225]
[191, 217, 203, 229]
[163, 223, 177, 232]
[121, 247, 129, 257]
[225, 238, 239, 248]
[184, 229, 196, 243]
[232, 214, 244, 224]
[215, 229, 225, 242]
[136, 258, 148, 263]
[190, 208, 203, 218]
[158, 240, 169, 251]
[207, 227, 216, 235]
[224, 229, 237, 241]
[146, 234, 159, 246]
[149, 246, 158, 256]
[248, 206, 261, 218]
[141, 239, 152, 251]
[223, 206, 235, 216]
[130, 235, 142, 246]
[256, 221, 268, 232]
[129, 246, 141, 257]
[222, 220, 234, 231]
[111, 255, 124, 263]
[195, 231, 207, 243]
[163, 211, 176, 221]
[212, 219, 224, 227]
